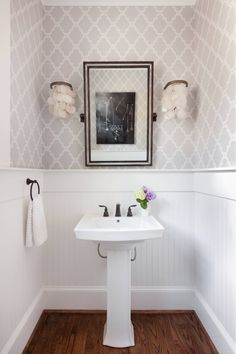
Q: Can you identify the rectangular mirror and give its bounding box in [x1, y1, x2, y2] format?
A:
[83, 61, 154, 166]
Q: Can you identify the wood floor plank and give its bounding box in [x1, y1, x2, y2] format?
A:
[67, 315, 88, 354]
[23, 311, 218, 354]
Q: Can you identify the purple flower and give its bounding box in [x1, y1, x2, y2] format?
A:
[146, 190, 156, 201]
[143, 186, 148, 193]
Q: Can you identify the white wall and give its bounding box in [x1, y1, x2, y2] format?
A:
[42, 169, 236, 354]
[0, 1, 10, 167]
[0, 170, 45, 354]
[194, 171, 236, 354]
[43, 171, 194, 288]
[0, 3, 44, 351]
[0, 169, 235, 354]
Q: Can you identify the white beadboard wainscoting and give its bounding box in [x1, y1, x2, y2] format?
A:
[0, 169, 235, 354]
[193, 171, 236, 354]
[43, 171, 195, 289]
[42, 169, 236, 354]
[0, 169, 45, 354]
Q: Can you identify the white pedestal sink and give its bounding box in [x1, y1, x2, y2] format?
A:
[74, 214, 164, 348]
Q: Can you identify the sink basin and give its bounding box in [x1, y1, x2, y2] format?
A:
[74, 214, 164, 348]
[74, 214, 164, 243]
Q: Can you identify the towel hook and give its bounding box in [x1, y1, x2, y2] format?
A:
[26, 178, 40, 201]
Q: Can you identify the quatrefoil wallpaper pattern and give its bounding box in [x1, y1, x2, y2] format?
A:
[41, 5, 196, 169]
[194, 0, 236, 169]
[10, 0, 236, 169]
[11, 0, 44, 168]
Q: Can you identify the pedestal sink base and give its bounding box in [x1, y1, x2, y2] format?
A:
[103, 322, 134, 348]
[74, 215, 164, 348]
[103, 249, 135, 348]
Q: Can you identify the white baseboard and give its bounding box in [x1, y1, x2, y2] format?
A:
[3, 286, 235, 354]
[194, 290, 236, 354]
[44, 286, 107, 310]
[44, 285, 194, 310]
[1, 285, 194, 354]
[1, 288, 45, 354]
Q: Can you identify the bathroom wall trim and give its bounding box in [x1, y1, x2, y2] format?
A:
[44, 285, 194, 310]
[0, 167, 235, 173]
[43, 167, 236, 172]
[194, 290, 236, 354]
[48, 286, 234, 353]
[0, 168, 45, 354]
[43, 170, 236, 200]
[194, 171, 236, 201]
[42, 0, 197, 7]
[44, 171, 194, 193]
[0, 169, 44, 203]
[4, 286, 234, 354]
[0, 289, 45, 354]
[1, 286, 193, 353]
[1, 286, 236, 354]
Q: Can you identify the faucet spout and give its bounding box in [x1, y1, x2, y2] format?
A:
[115, 203, 121, 217]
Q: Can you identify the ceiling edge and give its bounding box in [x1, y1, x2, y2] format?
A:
[42, 0, 196, 7]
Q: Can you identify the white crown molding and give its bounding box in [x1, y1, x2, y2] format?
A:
[42, 0, 196, 6]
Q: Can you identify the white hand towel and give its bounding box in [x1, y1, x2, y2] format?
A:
[26, 195, 48, 247]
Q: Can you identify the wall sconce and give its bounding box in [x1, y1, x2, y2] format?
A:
[162, 80, 188, 120]
[48, 81, 76, 119]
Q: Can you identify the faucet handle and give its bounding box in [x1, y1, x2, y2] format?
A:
[99, 205, 109, 217]
[115, 203, 121, 217]
[127, 205, 137, 217]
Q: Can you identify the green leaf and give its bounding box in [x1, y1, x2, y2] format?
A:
[141, 201, 148, 209]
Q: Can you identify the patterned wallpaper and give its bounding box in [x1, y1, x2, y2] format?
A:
[11, 0, 44, 168]
[193, 0, 236, 168]
[10, 2, 236, 169]
[41, 6, 196, 169]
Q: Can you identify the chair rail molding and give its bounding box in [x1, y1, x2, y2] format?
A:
[42, 0, 196, 6]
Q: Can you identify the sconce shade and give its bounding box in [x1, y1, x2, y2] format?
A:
[48, 81, 76, 119]
[162, 80, 188, 120]
[163, 80, 188, 90]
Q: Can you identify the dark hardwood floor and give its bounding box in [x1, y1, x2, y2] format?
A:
[23, 311, 218, 354]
